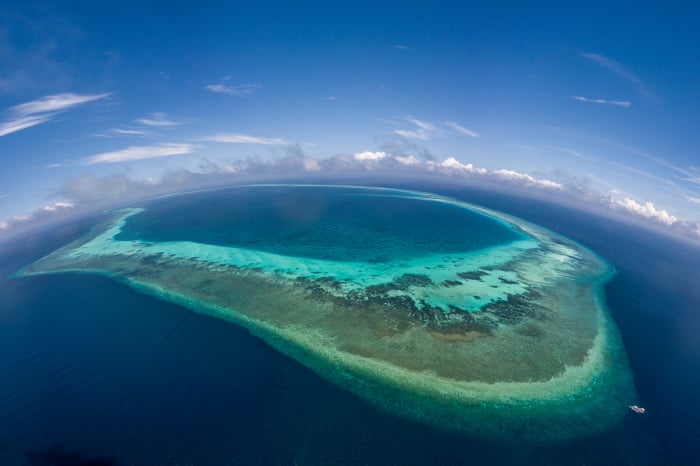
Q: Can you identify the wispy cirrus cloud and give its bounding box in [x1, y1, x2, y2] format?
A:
[391, 44, 411, 50]
[205, 76, 261, 97]
[443, 121, 480, 138]
[684, 195, 700, 205]
[570, 96, 632, 107]
[682, 167, 700, 187]
[98, 127, 154, 138]
[580, 52, 651, 97]
[394, 116, 439, 140]
[0, 92, 109, 137]
[82, 143, 195, 165]
[134, 112, 182, 127]
[199, 133, 289, 145]
[0, 114, 54, 137]
[10, 93, 109, 115]
[99, 112, 180, 137]
[393, 116, 479, 140]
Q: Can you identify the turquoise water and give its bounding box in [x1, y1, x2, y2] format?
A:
[4, 182, 694, 464]
[116, 186, 524, 262]
[18, 185, 634, 441]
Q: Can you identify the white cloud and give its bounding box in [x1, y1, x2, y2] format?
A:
[682, 168, 700, 187]
[391, 45, 411, 50]
[580, 53, 651, 97]
[10, 93, 109, 116]
[134, 113, 181, 127]
[41, 201, 74, 212]
[0, 92, 109, 137]
[611, 197, 678, 225]
[205, 76, 261, 97]
[0, 114, 53, 136]
[394, 116, 439, 140]
[200, 133, 289, 145]
[394, 128, 430, 140]
[100, 127, 154, 137]
[0, 200, 75, 233]
[354, 150, 388, 161]
[492, 169, 563, 189]
[443, 121, 480, 138]
[404, 115, 436, 131]
[395, 155, 420, 165]
[571, 96, 632, 107]
[83, 143, 195, 165]
[101, 113, 179, 138]
[684, 195, 700, 205]
[302, 158, 321, 171]
[438, 157, 487, 174]
[393, 116, 479, 140]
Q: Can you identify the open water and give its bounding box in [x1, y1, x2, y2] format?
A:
[0, 180, 698, 465]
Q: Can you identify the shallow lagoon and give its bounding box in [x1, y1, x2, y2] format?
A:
[18, 185, 635, 440]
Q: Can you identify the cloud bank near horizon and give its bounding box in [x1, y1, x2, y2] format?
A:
[1, 150, 697, 243]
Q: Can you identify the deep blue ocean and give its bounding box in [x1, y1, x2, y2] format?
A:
[1, 181, 698, 465]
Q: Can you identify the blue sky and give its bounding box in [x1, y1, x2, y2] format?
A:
[1, 1, 699, 238]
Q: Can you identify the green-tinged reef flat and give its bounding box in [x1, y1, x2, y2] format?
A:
[17, 185, 635, 440]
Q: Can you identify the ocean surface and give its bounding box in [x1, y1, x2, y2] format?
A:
[1, 181, 698, 465]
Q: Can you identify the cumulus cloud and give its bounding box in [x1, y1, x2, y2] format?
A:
[394, 155, 420, 165]
[82, 143, 196, 165]
[200, 133, 289, 145]
[0, 200, 76, 232]
[205, 76, 261, 97]
[438, 157, 487, 174]
[611, 197, 678, 225]
[570, 96, 632, 107]
[492, 169, 564, 189]
[0, 92, 109, 137]
[354, 150, 388, 161]
[40, 201, 75, 212]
